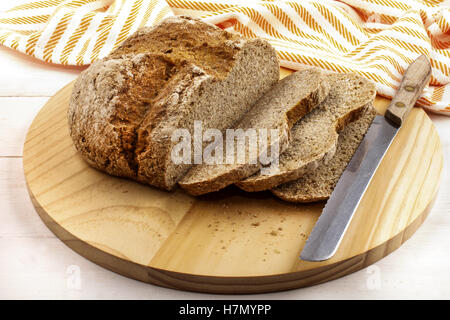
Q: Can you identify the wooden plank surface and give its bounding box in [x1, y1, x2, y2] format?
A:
[1, 66, 450, 301]
[1, 0, 450, 298]
[21, 80, 443, 293]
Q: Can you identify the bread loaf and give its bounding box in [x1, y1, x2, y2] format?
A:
[271, 107, 378, 202]
[68, 16, 280, 190]
[178, 68, 329, 195]
[236, 72, 376, 192]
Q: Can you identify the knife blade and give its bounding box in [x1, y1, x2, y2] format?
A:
[300, 55, 432, 262]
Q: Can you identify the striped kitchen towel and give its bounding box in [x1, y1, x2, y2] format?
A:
[0, 0, 449, 114]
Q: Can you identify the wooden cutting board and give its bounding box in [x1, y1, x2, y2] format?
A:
[23, 69, 443, 294]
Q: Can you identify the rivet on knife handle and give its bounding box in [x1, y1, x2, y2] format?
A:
[385, 55, 432, 127]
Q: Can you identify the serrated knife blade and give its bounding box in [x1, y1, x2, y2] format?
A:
[300, 55, 432, 262]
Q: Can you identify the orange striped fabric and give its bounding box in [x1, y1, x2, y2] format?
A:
[0, 0, 449, 114]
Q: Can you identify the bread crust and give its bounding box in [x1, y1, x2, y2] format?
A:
[178, 69, 329, 195]
[69, 16, 280, 190]
[236, 73, 377, 192]
[271, 106, 378, 202]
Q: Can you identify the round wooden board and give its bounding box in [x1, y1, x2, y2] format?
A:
[24, 78, 443, 294]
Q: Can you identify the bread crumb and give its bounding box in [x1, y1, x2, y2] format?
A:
[270, 230, 278, 236]
[251, 222, 260, 227]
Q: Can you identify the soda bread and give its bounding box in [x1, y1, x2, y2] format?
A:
[69, 15, 378, 201]
[236, 73, 376, 192]
[271, 107, 378, 202]
[178, 68, 330, 196]
[68, 16, 280, 190]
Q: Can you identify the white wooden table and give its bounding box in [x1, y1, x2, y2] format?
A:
[1, 1, 449, 300]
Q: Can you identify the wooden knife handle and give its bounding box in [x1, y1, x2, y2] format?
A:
[385, 55, 432, 127]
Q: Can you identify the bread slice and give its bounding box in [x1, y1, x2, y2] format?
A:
[236, 72, 376, 192]
[272, 106, 378, 202]
[178, 68, 330, 195]
[69, 16, 280, 190]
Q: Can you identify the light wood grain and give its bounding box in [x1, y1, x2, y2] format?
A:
[384, 55, 432, 126]
[0, 47, 85, 97]
[22, 78, 443, 293]
[0, 0, 448, 299]
[0, 97, 46, 156]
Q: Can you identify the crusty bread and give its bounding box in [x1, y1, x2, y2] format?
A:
[236, 72, 376, 192]
[68, 16, 280, 190]
[271, 106, 378, 202]
[178, 68, 330, 196]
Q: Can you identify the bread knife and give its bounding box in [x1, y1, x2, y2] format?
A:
[300, 55, 432, 262]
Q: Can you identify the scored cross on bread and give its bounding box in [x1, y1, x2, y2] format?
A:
[68, 16, 280, 190]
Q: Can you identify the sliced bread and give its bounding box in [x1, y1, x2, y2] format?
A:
[178, 68, 330, 196]
[68, 16, 280, 190]
[236, 72, 377, 192]
[271, 106, 378, 202]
